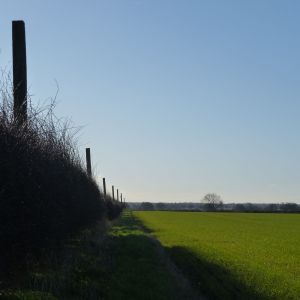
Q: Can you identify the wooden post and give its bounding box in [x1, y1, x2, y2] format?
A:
[13, 20, 27, 123]
[112, 185, 115, 201]
[103, 178, 106, 199]
[85, 148, 91, 176]
[117, 189, 119, 202]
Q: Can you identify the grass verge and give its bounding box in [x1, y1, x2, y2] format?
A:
[1, 211, 198, 300]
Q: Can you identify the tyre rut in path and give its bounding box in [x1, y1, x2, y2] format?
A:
[145, 232, 207, 300]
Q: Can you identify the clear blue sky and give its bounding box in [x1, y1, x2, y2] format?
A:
[1, 0, 300, 203]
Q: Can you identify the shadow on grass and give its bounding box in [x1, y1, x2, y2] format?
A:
[131, 212, 275, 300]
[107, 241, 186, 298]
[105, 212, 184, 300]
[112, 211, 153, 234]
[164, 245, 272, 300]
[1, 212, 274, 300]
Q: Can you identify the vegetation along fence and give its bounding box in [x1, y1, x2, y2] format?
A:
[0, 20, 125, 272]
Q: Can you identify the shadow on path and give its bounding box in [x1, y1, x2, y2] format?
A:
[106, 211, 201, 300]
[164, 244, 272, 300]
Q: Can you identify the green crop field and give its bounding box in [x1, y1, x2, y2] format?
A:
[134, 211, 300, 300]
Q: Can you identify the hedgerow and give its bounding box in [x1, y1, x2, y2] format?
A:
[0, 82, 123, 271]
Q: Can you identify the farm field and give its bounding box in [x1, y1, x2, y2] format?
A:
[134, 211, 300, 300]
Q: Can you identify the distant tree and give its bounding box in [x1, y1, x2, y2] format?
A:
[187, 203, 196, 210]
[265, 203, 279, 212]
[155, 202, 166, 210]
[202, 193, 223, 211]
[140, 202, 154, 211]
[234, 203, 246, 211]
[232, 203, 259, 212]
[244, 203, 260, 211]
[279, 202, 299, 212]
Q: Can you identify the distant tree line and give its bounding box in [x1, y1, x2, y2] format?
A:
[129, 200, 300, 213]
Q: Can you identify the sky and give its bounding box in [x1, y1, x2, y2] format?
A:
[1, 0, 300, 203]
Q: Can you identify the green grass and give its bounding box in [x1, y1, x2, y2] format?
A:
[134, 211, 300, 300]
[0, 212, 194, 300]
[105, 211, 196, 300]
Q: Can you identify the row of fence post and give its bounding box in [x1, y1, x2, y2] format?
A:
[11, 20, 126, 204]
[85, 147, 125, 203]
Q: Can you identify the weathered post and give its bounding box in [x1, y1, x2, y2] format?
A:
[85, 148, 92, 176]
[103, 178, 106, 200]
[112, 185, 115, 201]
[117, 189, 119, 202]
[12, 20, 27, 123]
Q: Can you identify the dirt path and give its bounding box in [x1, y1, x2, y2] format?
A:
[145, 232, 207, 300]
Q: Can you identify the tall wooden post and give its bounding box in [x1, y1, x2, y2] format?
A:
[85, 148, 92, 176]
[117, 189, 119, 202]
[13, 20, 27, 123]
[103, 178, 106, 199]
[112, 185, 115, 201]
